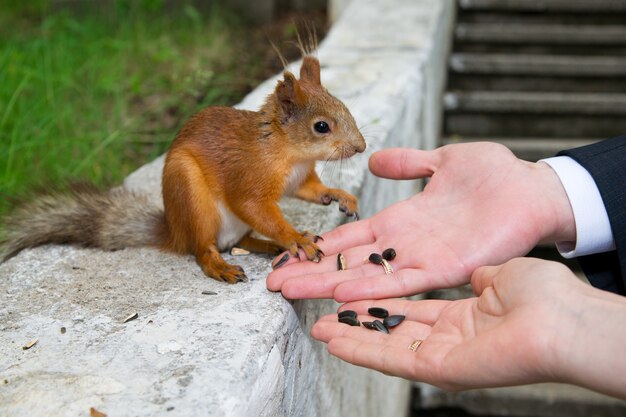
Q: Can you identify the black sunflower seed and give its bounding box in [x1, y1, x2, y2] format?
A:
[338, 310, 357, 319]
[368, 253, 383, 265]
[382, 248, 396, 261]
[367, 307, 389, 319]
[362, 321, 377, 330]
[383, 315, 406, 328]
[338, 316, 360, 326]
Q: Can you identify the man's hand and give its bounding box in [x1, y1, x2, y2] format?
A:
[267, 143, 575, 301]
[311, 258, 626, 399]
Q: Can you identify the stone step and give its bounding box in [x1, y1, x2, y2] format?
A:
[444, 91, 626, 115]
[444, 113, 626, 138]
[415, 382, 626, 417]
[458, 0, 626, 13]
[455, 22, 626, 45]
[447, 73, 626, 93]
[443, 91, 626, 137]
[442, 136, 600, 161]
[458, 12, 626, 26]
[455, 43, 626, 56]
[449, 53, 626, 77]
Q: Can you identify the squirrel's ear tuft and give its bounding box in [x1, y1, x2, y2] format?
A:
[300, 56, 321, 85]
[276, 71, 304, 122]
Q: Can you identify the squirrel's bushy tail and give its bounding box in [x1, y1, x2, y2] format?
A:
[0, 184, 166, 262]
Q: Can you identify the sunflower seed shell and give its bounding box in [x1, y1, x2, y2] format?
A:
[372, 320, 389, 334]
[383, 315, 406, 328]
[337, 253, 347, 271]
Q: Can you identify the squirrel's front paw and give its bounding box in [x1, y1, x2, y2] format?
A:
[288, 231, 325, 262]
[321, 190, 359, 220]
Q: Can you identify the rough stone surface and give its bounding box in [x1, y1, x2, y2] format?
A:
[0, 1, 455, 416]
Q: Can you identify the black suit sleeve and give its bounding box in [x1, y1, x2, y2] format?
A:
[557, 135, 626, 294]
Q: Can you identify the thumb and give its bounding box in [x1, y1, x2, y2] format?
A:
[368, 148, 441, 180]
[470, 264, 503, 296]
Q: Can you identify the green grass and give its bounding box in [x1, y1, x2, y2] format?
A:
[0, 2, 266, 216]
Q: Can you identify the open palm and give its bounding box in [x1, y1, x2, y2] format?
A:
[267, 143, 573, 301]
[311, 258, 579, 390]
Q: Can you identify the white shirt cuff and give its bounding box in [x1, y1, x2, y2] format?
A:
[540, 156, 616, 258]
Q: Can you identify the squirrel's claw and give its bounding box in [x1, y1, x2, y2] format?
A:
[282, 232, 325, 264]
[320, 195, 334, 205]
[312, 249, 324, 262]
[302, 231, 324, 243]
[339, 204, 359, 220]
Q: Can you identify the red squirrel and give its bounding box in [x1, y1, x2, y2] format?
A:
[0, 54, 366, 283]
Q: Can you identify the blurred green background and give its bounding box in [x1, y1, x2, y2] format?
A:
[0, 0, 325, 217]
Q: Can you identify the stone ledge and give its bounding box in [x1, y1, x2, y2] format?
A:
[0, 1, 455, 416]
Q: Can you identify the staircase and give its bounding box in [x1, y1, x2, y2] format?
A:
[415, 1, 626, 416]
[442, 0, 626, 162]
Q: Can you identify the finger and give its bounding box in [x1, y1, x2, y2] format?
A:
[315, 218, 376, 255]
[313, 315, 431, 346]
[338, 299, 450, 326]
[333, 268, 445, 302]
[470, 264, 502, 296]
[327, 337, 429, 381]
[268, 243, 387, 296]
[279, 260, 387, 299]
[368, 148, 441, 180]
[316, 313, 432, 340]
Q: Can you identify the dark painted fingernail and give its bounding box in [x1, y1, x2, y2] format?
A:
[272, 253, 290, 269]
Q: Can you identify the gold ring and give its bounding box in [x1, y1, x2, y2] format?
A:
[408, 339, 423, 352]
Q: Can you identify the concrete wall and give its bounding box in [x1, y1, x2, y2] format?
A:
[0, 1, 455, 416]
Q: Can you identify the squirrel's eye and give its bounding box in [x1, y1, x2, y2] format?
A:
[314, 121, 330, 134]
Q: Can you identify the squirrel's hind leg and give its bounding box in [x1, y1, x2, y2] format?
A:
[163, 149, 247, 283]
[197, 247, 248, 283]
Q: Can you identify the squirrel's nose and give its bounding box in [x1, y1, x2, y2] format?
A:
[354, 138, 366, 153]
